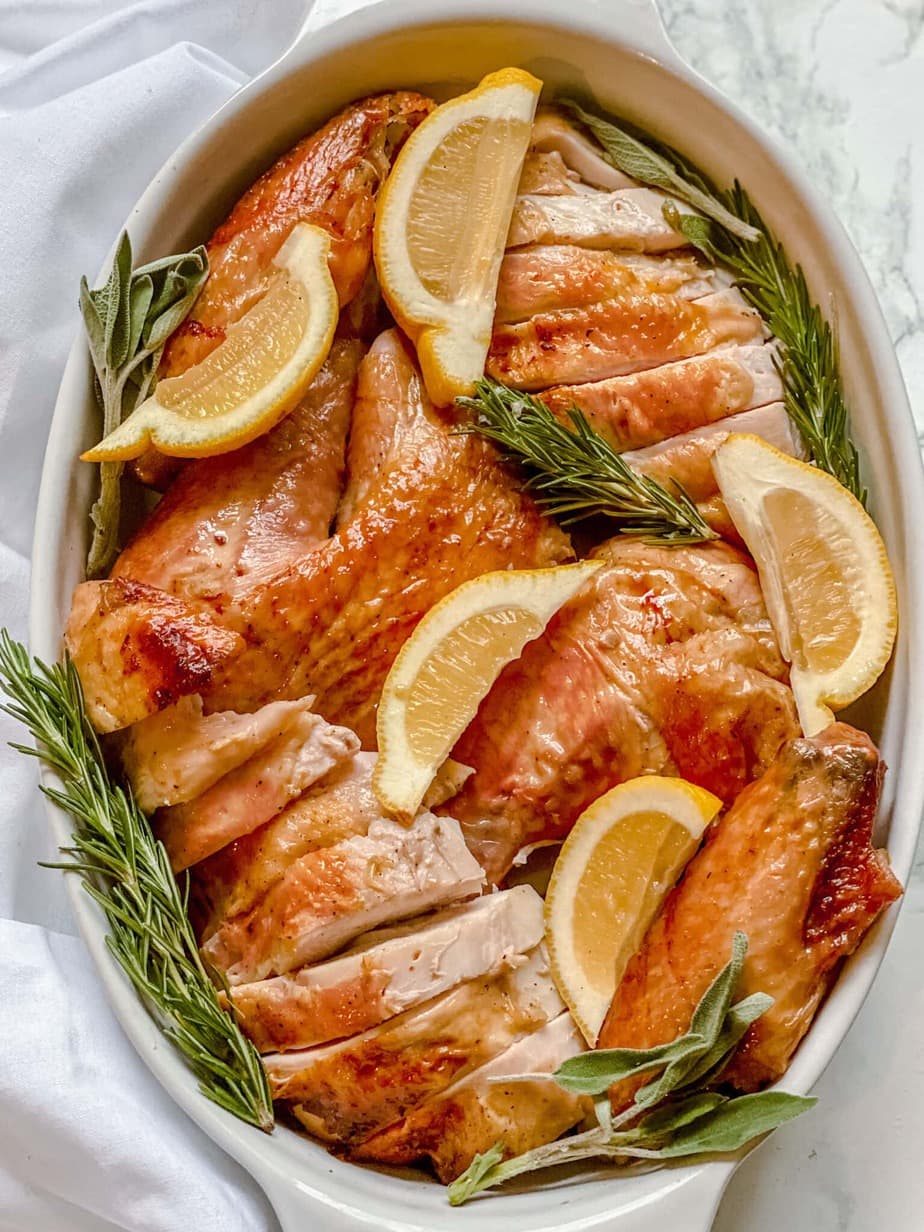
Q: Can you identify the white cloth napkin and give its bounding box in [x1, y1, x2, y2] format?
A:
[0, 2, 372, 1228]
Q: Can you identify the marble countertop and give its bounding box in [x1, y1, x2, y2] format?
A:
[658, 3, 924, 1228]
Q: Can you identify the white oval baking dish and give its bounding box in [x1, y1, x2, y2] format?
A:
[30, 1, 924, 1229]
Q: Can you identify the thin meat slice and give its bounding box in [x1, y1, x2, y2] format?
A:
[506, 188, 696, 252]
[624, 402, 803, 503]
[517, 150, 586, 196]
[193, 752, 380, 939]
[135, 92, 434, 488]
[114, 340, 362, 607]
[194, 752, 471, 941]
[495, 246, 725, 324]
[228, 886, 544, 1052]
[488, 289, 763, 391]
[352, 1011, 589, 1181]
[65, 579, 243, 734]
[448, 539, 798, 883]
[120, 693, 325, 813]
[267, 947, 563, 1146]
[599, 723, 902, 1108]
[539, 344, 782, 451]
[202, 813, 485, 984]
[530, 107, 637, 191]
[154, 706, 359, 871]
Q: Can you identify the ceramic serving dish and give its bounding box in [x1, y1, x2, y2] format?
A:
[29, 1, 924, 1228]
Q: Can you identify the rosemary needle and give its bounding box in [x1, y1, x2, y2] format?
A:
[458, 379, 718, 545]
[0, 633, 273, 1132]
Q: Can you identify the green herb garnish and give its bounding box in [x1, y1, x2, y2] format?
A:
[458, 379, 718, 544]
[561, 99, 865, 504]
[448, 933, 815, 1205]
[80, 233, 208, 576]
[0, 633, 273, 1131]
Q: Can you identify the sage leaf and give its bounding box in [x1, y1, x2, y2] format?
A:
[106, 231, 134, 371]
[560, 100, 760, 242]
[449, 1129, 614, 1205]
[447, 1142, 506, 1206]
[634, 1092, 728, 1137]
[553, 1033, 705, 1096]
[128, 274, 155, 361]
[78, 278, 106, 374]
[655, 1092, 817, 1158]
[633, 932, 749, 1108]
[445, 933, 818, 1205]
[81, 233, 208, 576]
[676, 991, 774, 1092]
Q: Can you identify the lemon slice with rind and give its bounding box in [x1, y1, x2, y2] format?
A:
[82, 223, 338, 460]
[373, 67, 542, 406]
[373, 560, 601, 822]
[545, 776, 721, 1046]
[713, 433, 897, 737]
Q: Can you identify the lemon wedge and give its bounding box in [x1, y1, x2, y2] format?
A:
[545, 776, 721, 1046]
[713, 434, 897, 736]
[373, 67, 541, 406]
[82, 223, 338, 460]
[373, 560, 601, 821]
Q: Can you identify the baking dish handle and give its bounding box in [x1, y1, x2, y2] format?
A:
[576, 0, 686, 67]
[257, 1162, 730, 1232]
[279, 0, 687, 74]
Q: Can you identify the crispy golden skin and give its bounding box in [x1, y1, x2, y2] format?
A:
[487, 289, 762, 391]
[135, 92, 434, 489]
[599, 723, 902, 1106]
[335, 330, 424, 526]
[448, 538, 799, 882]
[538, 346, 781, 454]
[64, 579, 242, 733]
[114, 340, 362, 605]
[495, 245, 719, 325]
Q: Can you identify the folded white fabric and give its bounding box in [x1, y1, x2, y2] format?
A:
[0, 922, 276, 1232]
[0, 2, 368, 1228]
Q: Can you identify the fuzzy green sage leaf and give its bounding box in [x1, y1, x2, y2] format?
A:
[656, 1091, 816, 1158]
[80, 233, 208, 577]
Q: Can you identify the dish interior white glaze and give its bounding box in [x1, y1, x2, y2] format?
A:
[29, 2, 924, 1229]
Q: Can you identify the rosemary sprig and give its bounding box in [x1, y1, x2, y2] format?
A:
[561, 99, 865, 504]
[448, 933, 815, 1204]
[0, 633, 273, 1132]
[81, 234, 208, 577]
[458, 379, 718, 544]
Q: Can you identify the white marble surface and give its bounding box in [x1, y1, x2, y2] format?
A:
[658, 3, 924, 1229]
